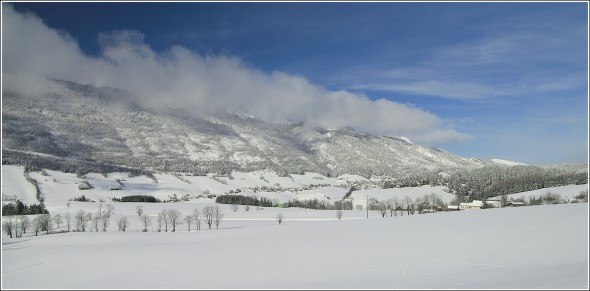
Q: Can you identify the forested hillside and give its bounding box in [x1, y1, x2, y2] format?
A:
[3, 79, 488, 178]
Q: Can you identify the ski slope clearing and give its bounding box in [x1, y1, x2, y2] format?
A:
[2, 203, 588, 289]
[1, 165, 38, 205]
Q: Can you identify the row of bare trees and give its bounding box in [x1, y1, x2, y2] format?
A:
[4, 204, 228, 238]
[332, 193, 448, 220]
[135, 205, 224, 232]
[3, 202, 118, 238]
[2, 214, 51, 238]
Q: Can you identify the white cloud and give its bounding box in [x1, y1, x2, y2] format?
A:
[535, 74, 587, 92]
[1, 4, 469, 145]
[350, 80, 519, 100]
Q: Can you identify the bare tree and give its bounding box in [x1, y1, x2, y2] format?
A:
[276, 212, 284, 225]
[429, 193, 437, 212]
[52, 213, 63, 229]
[140, 214, 151, 232]
[231, 204, 239, 212]
[75, 210, 87, 232]
[336, 210, 343, 220]
[379, 201, 388, 218]
[41, 214, 53, 234]
[244, 205, 250, 211]
[403, 196, 413, 215]
[184, 214, 194, 231]
[136, 205, 144, 217]
[117, 216, 128, 231]
[213, 206, 224, 230]
[388, 198, 399, 217]
[202, 206, 214, 230]
[65, 212, 71, 232]
[104, 204, 115, 218]
[542, 192, 562, 205]
[85, 212, 93, 224]
[13, 216, 23, 238]
[91, 214, 100, 232]
[192, 208, 201, 231]
[66, 201, 71, 209]
[167, 209, 181, 232]
[100, 214, 110, 232]
[409, 204, 416, 215]
[19, 215, 30, 234]
[3, 216, 15, 238]
[32, 216, 42, 236]
[157, 214, 163, 232]
[159, 209, 169, 232]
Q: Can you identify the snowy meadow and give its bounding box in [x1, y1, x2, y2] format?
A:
[2, 165, 589, 289]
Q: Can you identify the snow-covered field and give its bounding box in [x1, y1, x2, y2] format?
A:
[2, 204, 588, 289]
[2, 165, 589, 288]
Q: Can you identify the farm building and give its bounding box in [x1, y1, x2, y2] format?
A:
[459, 200, 484, 210]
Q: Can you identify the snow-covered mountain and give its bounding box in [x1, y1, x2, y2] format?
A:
[489, 158, 528, 166]
[2, 79, 513, 178]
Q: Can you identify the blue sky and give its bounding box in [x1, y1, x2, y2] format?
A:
[3, 2, 588, 165]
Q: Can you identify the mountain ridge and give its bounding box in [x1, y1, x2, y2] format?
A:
[2, 78, 529, 178]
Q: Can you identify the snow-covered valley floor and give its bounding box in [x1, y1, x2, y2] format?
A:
[1, 165, 589, 289]
[2, 203, 588, 289]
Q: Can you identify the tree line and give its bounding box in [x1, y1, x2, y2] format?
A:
[111, 195, 159, 203]
[215, 194, 278, 207]
[2, 149, 149, 178]
[446, 165, 587, 202]
[2, 200, 49, 216]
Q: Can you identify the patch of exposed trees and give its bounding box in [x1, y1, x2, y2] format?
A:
[446, 166, 587, 202]
[215, 194, 278, 207]
[217, 194, 354, 211]
[2, 149, 150, 178]
[2, 200, 48, 216]
[527, 190, 588, 205]
[112, 195, 159, 203]
[380, 165, 588, 203]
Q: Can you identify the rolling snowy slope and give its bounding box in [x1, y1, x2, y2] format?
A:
[2, 165, 457, 209]
[1, 165, 38, 204]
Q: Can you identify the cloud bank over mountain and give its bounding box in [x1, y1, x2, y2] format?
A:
[2, 4, 469, 145]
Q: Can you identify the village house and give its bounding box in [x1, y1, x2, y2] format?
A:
[459, 200, 484, 210]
